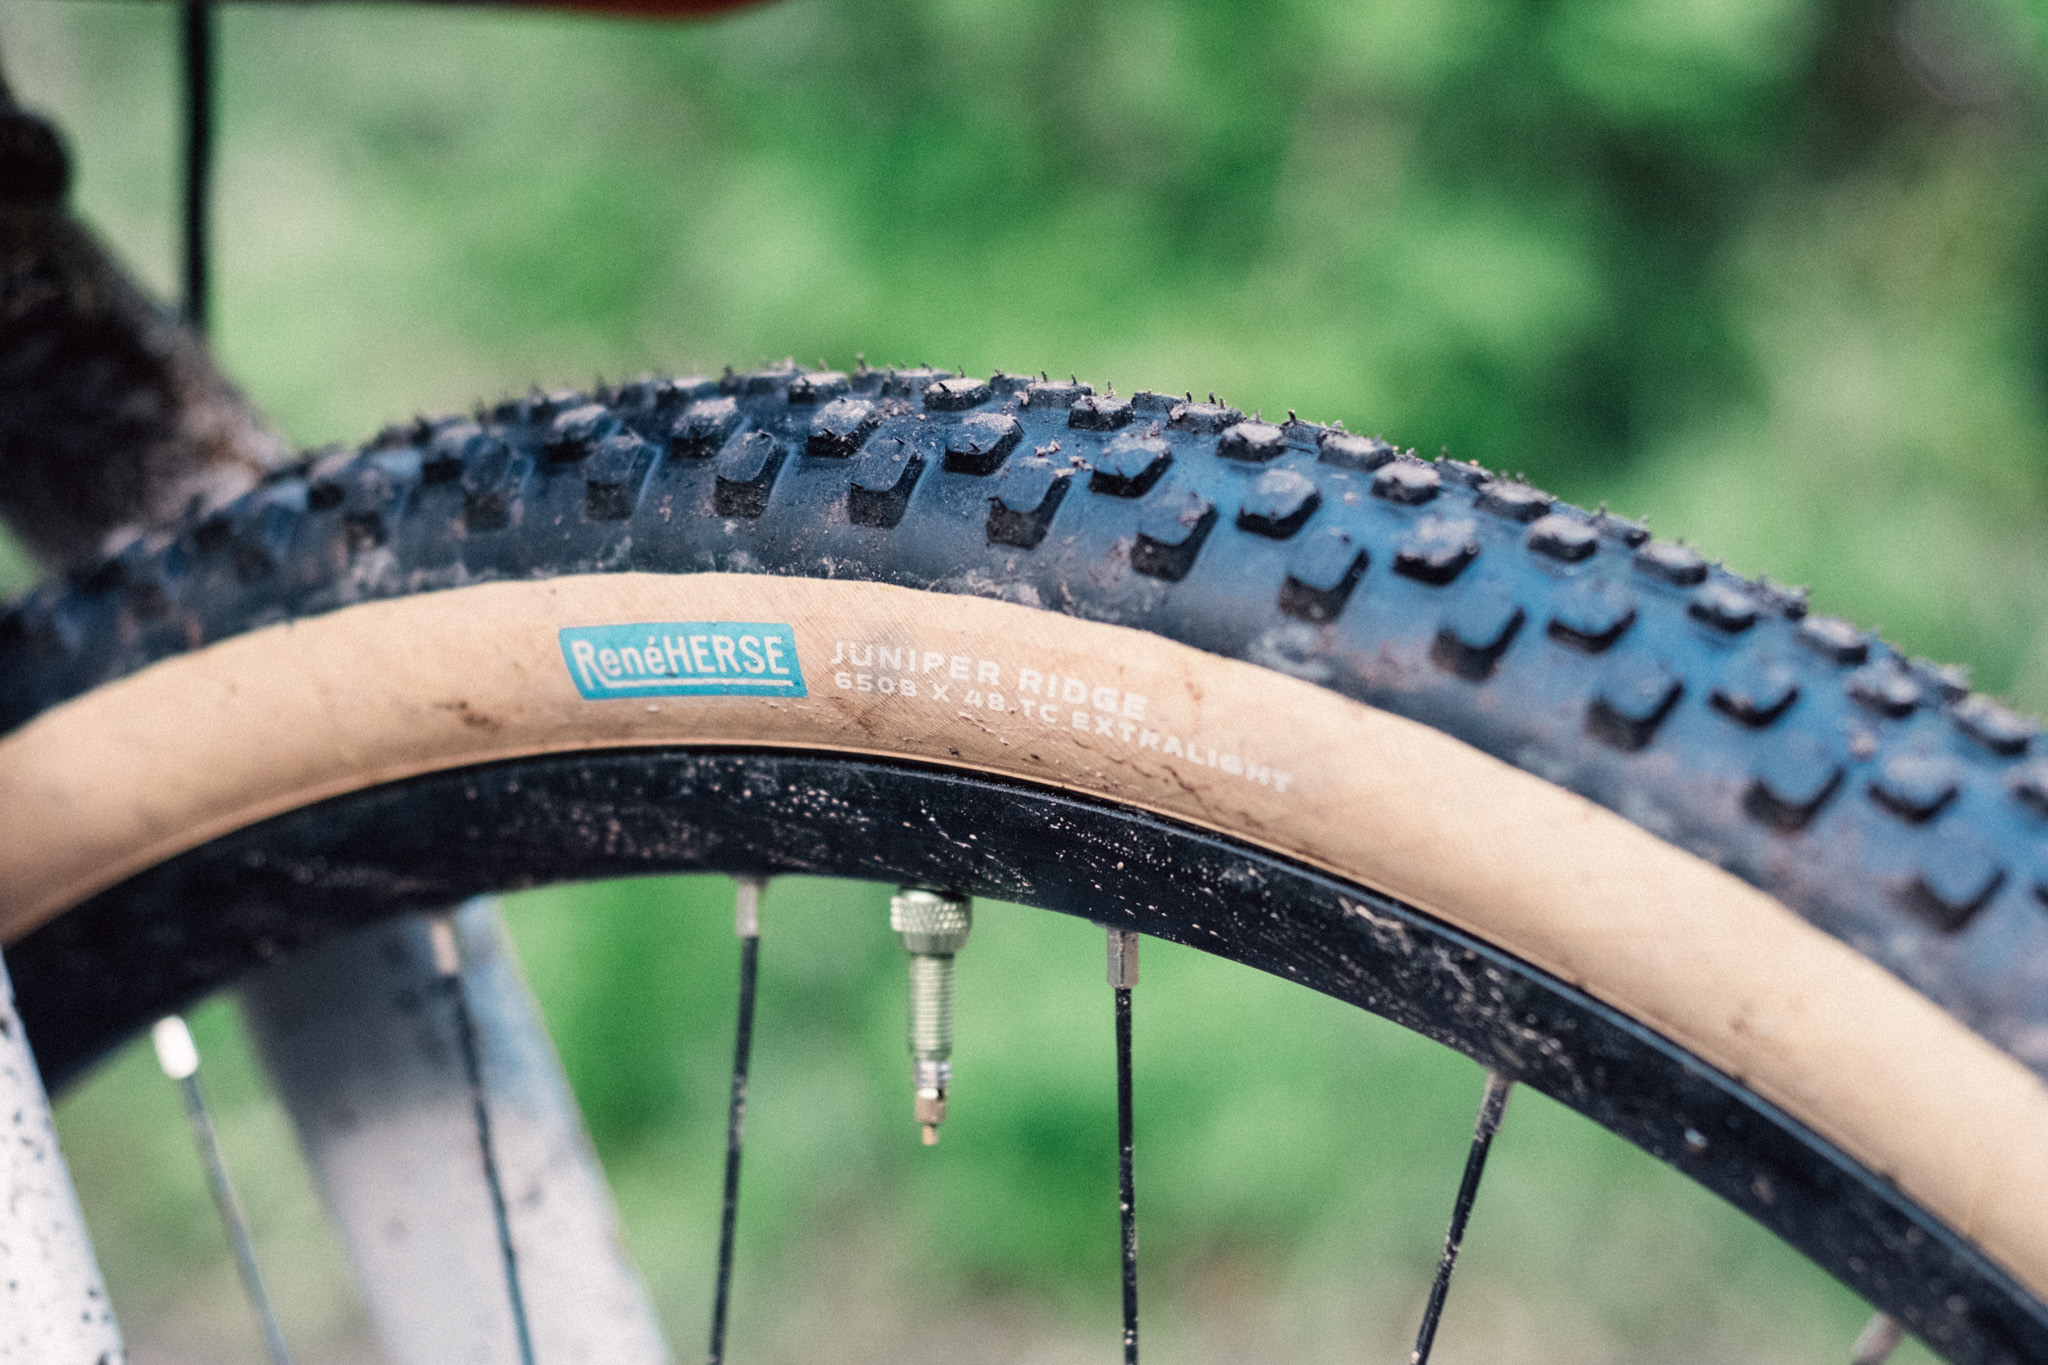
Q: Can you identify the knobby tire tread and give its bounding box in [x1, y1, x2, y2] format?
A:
[6, 363, 2048, 1362]
[4, 362, 2040, 1073]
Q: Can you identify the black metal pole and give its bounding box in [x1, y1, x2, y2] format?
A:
[1411, 1070, 1513, 1365]
[180, 0, 213, 334]
[1115, 983, 1138, 1365]
[154, 1016, 294, 1365]
[709, 879, 764, 1365]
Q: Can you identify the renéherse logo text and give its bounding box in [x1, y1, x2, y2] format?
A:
[559, 622, 807, 700]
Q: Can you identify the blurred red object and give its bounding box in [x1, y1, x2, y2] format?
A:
[516, 0, 769, 15]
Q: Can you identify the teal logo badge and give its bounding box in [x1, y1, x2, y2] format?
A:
[560, 622, 806, 699]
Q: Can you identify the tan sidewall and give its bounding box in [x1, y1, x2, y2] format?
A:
[5, 572, 2047, 1300]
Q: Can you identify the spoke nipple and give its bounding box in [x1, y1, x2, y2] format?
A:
[428, 914, 461, 978]
[1105, 926, 1140, 989]
[152, 1015, 200, 1080]
[1853, 1311, 1905, 1365]
[734, 874, 766, 939]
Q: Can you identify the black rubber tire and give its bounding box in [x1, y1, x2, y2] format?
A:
[7, 364, 2043, 1065]
[5, 362, 2048, 1361]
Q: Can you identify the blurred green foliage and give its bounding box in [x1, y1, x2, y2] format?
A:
[10, 0, 2048, 696]
[14, 0, 2048, 1357]
[53, 879, 1907, 1363]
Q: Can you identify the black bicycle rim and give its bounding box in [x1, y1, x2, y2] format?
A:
[9, 746, 2045, 1364]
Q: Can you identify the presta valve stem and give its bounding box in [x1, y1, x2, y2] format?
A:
[891, 887, 972, 1144]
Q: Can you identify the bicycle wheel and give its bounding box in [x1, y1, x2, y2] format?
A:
[3, 363, 2046, 1363]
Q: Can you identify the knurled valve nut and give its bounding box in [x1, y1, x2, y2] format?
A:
[891, 889, 972, 954]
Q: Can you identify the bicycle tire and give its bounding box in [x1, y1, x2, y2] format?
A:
[3, 363, 2046, 1361]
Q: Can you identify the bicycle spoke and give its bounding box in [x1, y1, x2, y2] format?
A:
[243, 902, 668, 1365]
[151, 1015, 293, 1365]
[1853, 1312, 1906, 1364]
[179, 0, 213, 333]
[708, 876, 765, 1365]
[431, 915, 539, 1365]
[1411, 1069, 1515, 1365]
[1107, 927, 1141, 1365]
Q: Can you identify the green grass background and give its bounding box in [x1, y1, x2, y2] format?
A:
[11, 0, 2048, 1357]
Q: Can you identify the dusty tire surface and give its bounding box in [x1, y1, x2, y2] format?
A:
[5, 363, 2048, 1360]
